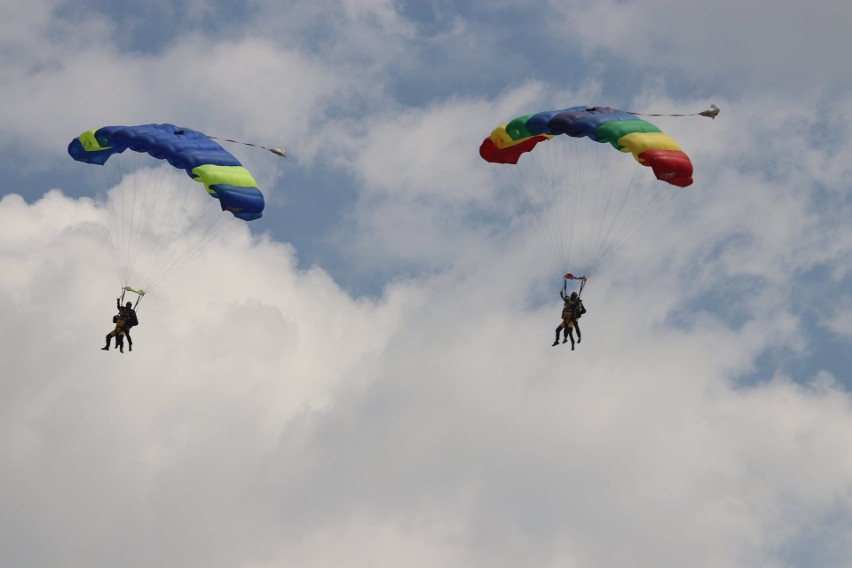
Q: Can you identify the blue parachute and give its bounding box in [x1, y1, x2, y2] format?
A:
[68, 123, 264, 220]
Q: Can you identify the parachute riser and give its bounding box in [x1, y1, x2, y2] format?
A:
[120, 286, 146, 309]
[563, 273, 587, 298]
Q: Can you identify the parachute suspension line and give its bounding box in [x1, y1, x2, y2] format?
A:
[537, 139, 573, 268]
[132, 164, 175, 288]
[582, 142, 629, 276]
[582, 142, 622, 276]
[561, 141, 588, 272]
[584, 163, 660, 277]
[625, 104, 720, 120]
[491, 125, 691, 279]
[95, 155, 241, 294]
[493, 159, 563, 271]
[99, 155, 142, 288]
[598, 183, 682, 270]
[206, 134, 287, 157]
[520, 139, 590, 272]
[142, 210, 238, 292]
[100, 158, 146, 289]
[137, 166, 206, 289]
[114, 162, 178, 291]
[586, 179, 680, 276]
[563, 138, 588, 270]
[102, 185, 122, 285]
[492, 135, 684, 281]
[558, 139, 646, 278]
[493, 139, 616, 276]
[132, 166, 239, 293]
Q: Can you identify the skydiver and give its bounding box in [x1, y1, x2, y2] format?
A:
[121, 301, 138, 351]
[552, 291, 586, 350]
[101, 299, 137, 353]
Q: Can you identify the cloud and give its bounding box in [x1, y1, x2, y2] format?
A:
[3, 1, 852, 567]
[2, 174, 852, 566]
[546, 0, 852, 92]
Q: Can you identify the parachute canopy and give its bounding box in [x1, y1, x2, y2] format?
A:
[68, 123, 265, 220]
[480, 106, 693, 188]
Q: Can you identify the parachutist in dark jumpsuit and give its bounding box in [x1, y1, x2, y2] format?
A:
[101, 300, 137, 353]
[552, 291, 586, 350]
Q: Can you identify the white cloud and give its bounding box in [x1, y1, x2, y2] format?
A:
[3, 1, 852, 567]
[2, 178, 852, 566]
[547, 0, 852, 91]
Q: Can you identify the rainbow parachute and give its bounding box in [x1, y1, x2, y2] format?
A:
[480, 106, 693, 187]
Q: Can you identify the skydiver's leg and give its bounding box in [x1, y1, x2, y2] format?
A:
[562, 320, 571, 343]
[574, 321, 581, 343]
[116, 332, 124, 353]
[567, 327, 575, 350]
[553, 323, 563, 346]
[125, 331, 132, 352]
[102, 333, 111, 350]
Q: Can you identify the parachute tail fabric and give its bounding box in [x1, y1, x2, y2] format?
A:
[625, 104, 721, 120]
[206, 134, 287, 157]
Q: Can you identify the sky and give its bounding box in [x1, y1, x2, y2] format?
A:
[2, 0, 852, 567]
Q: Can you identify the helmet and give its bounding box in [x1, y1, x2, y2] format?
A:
[570, 292, 578, 299]
[126, 302, 132, 308]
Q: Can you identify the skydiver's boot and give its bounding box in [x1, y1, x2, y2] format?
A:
[576, 325, 582, 344]
[101, 335, 111, 351]
[552, 330, 560, 346]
